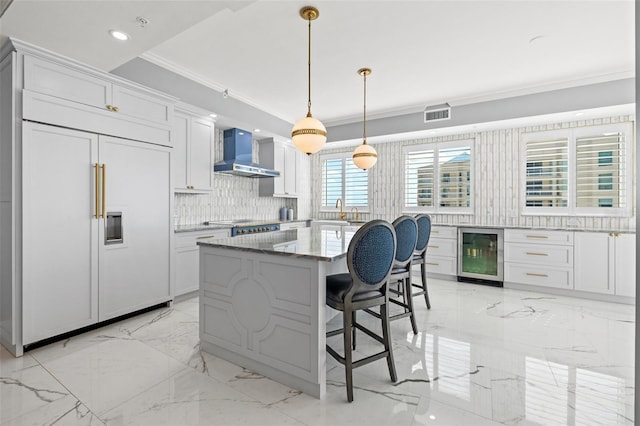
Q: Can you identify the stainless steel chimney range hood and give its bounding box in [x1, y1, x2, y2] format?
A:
[213, 128, 280, 178]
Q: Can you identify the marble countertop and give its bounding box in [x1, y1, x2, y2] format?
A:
[430, 223, 635, 233]
[197, 224, 359, 262]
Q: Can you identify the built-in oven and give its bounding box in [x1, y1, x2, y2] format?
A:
[457, 227, 504, 286]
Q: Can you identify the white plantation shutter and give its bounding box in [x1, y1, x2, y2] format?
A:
[575, 133, 625, 209]
[405, 148, 435, 207]
[438, 147, 471, 208]
[524, 137, 569, 208]
[344, 160, 368, 206]
[522, 123, 632, 215]
[322, 158, 342, 207]
[321, 155, 369, 208]
[404, 140, 473, 212]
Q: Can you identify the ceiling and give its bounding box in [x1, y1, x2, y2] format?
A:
[0, 0, 635, 128]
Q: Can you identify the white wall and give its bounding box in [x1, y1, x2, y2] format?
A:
[312, 114, 636, 231]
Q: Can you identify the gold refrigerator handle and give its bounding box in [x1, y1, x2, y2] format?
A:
[94, 163, 100, 219]
[101, 163, 106, 219]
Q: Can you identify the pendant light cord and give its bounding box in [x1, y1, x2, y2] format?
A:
[362, 71, 367, 144]
[307, 17, 312, 117]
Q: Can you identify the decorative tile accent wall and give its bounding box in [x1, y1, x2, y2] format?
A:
[311, 115, 636, 231]
[174, 129, 311, 226]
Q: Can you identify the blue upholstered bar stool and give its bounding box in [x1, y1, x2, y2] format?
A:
[412, 214, 432, 309]
[388, 215, 419, 334]
[325, 219, 397, 402]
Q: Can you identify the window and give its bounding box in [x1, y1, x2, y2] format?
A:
[522, 123, 632, 216]
[321, 154, 369, 210]
[404, 140, 473, 212]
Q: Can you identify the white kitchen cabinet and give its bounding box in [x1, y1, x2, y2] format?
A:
[0, 40, 176, 355]
[22, 124, 99, 344]
[173, 106, 215, 192]
[425, 225, 457, 276]
[98, 135, 172, 320]
[22, 51, 174, 145]
[21, 123, 172, 343]
[574, 232, 635, 297]
[504, 229, 574, 290]
[175, 229, 230, 296]
[259, 138, 299, 198]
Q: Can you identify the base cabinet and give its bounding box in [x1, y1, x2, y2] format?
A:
[574, 232, 635, 297]
[175, 229, 230, 296]
[425, 226, 457, 276]
[504, 229, 574, 290]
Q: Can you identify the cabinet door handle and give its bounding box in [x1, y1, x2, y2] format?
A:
[106, 104, 113, 111]
[101, 164, 106, 219]
[428, 245, 439, 249]
[112, 106, 119, 112]
[526, 252, 548, 256]
[426, 262, 439, 266]
[526, 272, 548, 278]
[526, 235, 548, 239]
[196, 235, 217, 240]
[94, 163, 100, 219]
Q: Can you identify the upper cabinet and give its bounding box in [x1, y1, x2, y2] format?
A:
[173, 105, 215, 192]
[20, 49, 175, 145]
[259, 138, 299, 198]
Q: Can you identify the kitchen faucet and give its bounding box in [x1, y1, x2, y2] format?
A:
[350, 207, 359, 221]
[336, 198, 346, 220]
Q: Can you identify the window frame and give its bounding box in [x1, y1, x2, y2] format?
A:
[520, 122, 633, 217]
[319, 152, 370, 213]
[403, 139, 474, 214]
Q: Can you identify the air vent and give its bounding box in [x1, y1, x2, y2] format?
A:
[424, 103, 451, 123]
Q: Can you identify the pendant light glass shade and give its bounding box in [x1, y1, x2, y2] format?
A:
[292, 115, 327, 155]
[353, 68, 377, 170]
[353, 142, 378, 170]
[292, 6, 326, 155]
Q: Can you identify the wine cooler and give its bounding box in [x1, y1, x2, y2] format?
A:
[457, 228, 504, 286]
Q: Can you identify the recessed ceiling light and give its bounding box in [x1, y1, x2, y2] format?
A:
[254, 129, 261, 133]
[109, 30, 130, 41]
[209, 113, 217, 118]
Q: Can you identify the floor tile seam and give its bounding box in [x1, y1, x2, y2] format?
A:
[414, 393, 500, 426]
[17, 357, 107, 425]
[95, 365, 199, 419]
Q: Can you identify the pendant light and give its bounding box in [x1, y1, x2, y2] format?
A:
[352, 68, 378, 170]
[291, 6, 327, 155]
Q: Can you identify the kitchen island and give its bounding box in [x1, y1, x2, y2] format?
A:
[197, 224, 358, 399]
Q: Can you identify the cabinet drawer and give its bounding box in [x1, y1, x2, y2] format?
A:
[505, 263, 573, 289]
[505, 229, 573, 245]
[426, 237, 457, 257]
[505, 243, 573, 267]
[424, 256, 457, 276]
[430, 226, 457, 239]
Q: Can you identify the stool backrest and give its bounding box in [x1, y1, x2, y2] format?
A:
[392, 216, 418, 267]
[414, 214, 432, 255]
[347, 220, 397, 289]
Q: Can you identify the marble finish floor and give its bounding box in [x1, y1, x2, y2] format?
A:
[0, 278, 634, 425]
